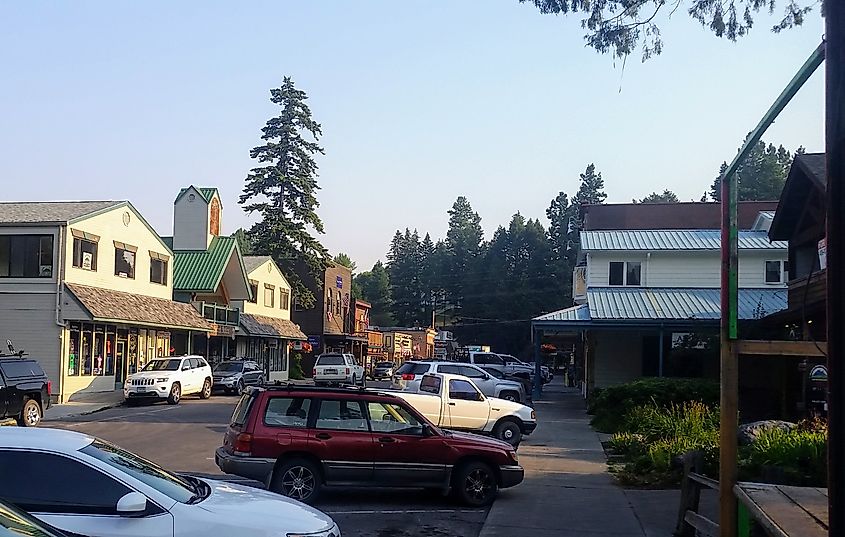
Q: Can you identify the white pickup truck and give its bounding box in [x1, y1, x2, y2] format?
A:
[393, 373, 537, 447]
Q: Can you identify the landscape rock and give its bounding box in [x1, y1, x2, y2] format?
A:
[738, 420, 797, 445]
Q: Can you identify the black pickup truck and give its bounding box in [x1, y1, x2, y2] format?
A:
[0, 351, 51, 427]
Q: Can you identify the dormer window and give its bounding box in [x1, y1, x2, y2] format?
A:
[765, 260, 788, 284]
[609, 261, 641, 286]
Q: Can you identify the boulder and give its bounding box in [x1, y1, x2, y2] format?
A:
[738, 420, 797, 445]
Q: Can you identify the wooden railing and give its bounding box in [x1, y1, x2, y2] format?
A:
[675, 452, 720, 537]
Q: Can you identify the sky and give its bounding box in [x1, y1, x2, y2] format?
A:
[0, 2, 826, 270]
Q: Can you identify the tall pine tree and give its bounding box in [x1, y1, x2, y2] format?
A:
[239, 77, 330, 307]
[710, 139, 800, 201]
[445, 197, 484, 318]
[354, 261, 393, 326]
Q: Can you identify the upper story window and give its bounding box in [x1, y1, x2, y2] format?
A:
[149, 253, 168, 286]
[71, 231, 99, 272]
[280, 288, 290, 310]
[248, 281, 258, 303]
[765, 260, 788, 284]
[264, 284, 275, 307]
[336, 290, 342, 314]
[113, 242, 137, 279]
[0, 235, 53, 278]
[293, 295, 304, 311]
[609, 261, 641, 286]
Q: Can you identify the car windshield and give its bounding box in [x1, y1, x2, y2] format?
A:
[214, 362, 243, 373]
[396, 363, 431, 375]
[483, 367, 505, 379]
[0, 500, 57, 537]
[376, 362, 394, 368]
[80, 440, 204, 504]
[143, 359, 182, 372]
[317, 355, 345, 366]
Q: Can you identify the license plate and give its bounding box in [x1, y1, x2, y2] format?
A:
[137, 387, 147, 392]
[325, 369, 337, 374]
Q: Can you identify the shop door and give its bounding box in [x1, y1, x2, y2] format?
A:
[115, 341, 126, 386]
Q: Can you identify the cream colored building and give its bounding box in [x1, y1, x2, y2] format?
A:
[0, 201, 211, 402]
[232, 256, 306, 382]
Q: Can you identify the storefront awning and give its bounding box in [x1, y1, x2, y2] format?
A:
[239, 313, 307, 340]
[64, 283, 212, 331]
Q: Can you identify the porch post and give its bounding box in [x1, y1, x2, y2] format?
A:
[658, 328, 665, 378]
[533, 327, 543, 400]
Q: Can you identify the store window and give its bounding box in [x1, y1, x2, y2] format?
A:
[114, 242, 137, 279]
[280, 288, 290, 310]
[264, 284, 275, 307]
[0, 234, 53, 278]
[68, 324, 81, 376]
[150, 257, 167, 285]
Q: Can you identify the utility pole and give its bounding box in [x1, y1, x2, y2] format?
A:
[826, 0, 845, 531]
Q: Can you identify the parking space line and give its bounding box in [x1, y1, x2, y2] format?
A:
[325, 509, 484, 515]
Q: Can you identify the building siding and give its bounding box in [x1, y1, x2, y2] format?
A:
[0, 292, 62, 392]
[587, 250, 788, 289]
[173, 188, 212, 251]
[65, 206, 174, 300]
[592, 331, 643, 388]
[234, 259, 294, 319]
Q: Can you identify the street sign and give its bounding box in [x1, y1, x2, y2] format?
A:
[307, 336, 321, 349]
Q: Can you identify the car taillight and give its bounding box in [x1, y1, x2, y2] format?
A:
[402, 374, 415, 381]
[234, 433, 253, 455]
[46, 380, 52, 396]
[346, 367, 350, 375]
[312, 368, 317, 376]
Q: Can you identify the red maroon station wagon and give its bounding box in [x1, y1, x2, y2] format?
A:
[215, 384, 524, 506]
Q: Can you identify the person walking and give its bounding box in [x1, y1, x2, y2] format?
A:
[567, 362, 576, 388]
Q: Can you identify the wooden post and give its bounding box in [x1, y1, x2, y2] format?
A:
[826, 1, 845, 532]
[533, 328, 543, 400]
[658, 328, 665, 377]
[720, 166, 739, 537]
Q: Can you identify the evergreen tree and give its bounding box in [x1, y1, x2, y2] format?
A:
[231, 228, 254, 255]
[332, 253, 357, 273]
[354, 261, 393, 326]
[444, 197, 484, 316]
[419, 233, 437, 318]
[635, 190, 679, 203]
[573, 163, 607, 206]
[387, 229, 425, 326]
[710, 140, 799, 201]
[239, 77, 330, 307]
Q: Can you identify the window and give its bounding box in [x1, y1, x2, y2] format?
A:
[315, 399, 368, 431]
[437, 364, 462, 375]
[150, 257, 167, 285]
[264, 397, 311, 428]
[766, 260, 786, 283]
[280, 288, 290, 310]
[326, 290, 333, 313]
[475, 353, 504, 366]
[459, 365, 487, 379]
[316, 354, 345, 366]
[294, 295, 304, 311]
[396, 362, 433, 376]
[114, 245, 136, 279]
[264, 284, 275, 307]
[81, 440, 196, 504]
[248, 282, 258, 303]
[0, 235, 53, 278]
[419, 374, 442, 394]
[449, 379, 482, 401]
[367, 401, 424, 434]
[609, 261, 641, 286]
[0, 450, 131, 514]
[336, 290, 342, 314]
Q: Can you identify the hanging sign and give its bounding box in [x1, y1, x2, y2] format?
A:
[809, 364, 828, 382]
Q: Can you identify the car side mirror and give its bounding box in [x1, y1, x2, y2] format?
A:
[116, 492, 147, 516]
[422, 424, 435, 437]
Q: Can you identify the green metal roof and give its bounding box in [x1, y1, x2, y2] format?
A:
[175, 186, 218, 204]
[172, 236, 237, 292]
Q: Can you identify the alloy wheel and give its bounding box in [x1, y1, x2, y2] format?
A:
[464, 468, 494, 503]
[280, 466, 316, 501]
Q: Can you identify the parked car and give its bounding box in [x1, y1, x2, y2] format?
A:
[498, 354, 552, 384]
[391, 360, 525, 402]
[124, 355, 212, 405]
[0, 428, 340, 537]
[0, 497, 79, 537]
[478, 366, 533, 403]
[456, 351, 536, 380]
[393, 373, 537, 447]
[0, 350, 51, 427]
[313, 353, 365, 386]
[216, 384, 524, 507]
[212, 360, 264, 394]
[370, 361, 396, 380]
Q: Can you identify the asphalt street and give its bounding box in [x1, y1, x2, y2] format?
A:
[48, 383, 488, 537]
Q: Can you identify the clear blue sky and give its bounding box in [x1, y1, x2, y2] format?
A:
[1, 1, 825, 270]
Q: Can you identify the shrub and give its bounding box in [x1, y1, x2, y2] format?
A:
[589, 378, 719, 433]
[608, 432, 647, 457]
[289, 353, 305, 380]
[740, 425, 827, 486]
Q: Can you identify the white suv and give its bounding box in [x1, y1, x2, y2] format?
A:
[124, 355, 212, 405]
[313, 353, 365, 386]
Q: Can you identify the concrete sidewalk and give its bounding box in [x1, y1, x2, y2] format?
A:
[44, 390, 124, 421]
[480, 383, 680, 537]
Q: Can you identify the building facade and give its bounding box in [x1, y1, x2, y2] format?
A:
[0, 201, 211, 402]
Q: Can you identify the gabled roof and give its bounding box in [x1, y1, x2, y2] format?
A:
[0, 201, 124, 226]
[580, 230, 786, 251]
[243, 255, 273, 274]
[172, 236, 240, 293]
[239, 313, 307, 340]
[533, 287, 787, 325]
[174, 186, 219, 204]
[769, 153, 826, 242]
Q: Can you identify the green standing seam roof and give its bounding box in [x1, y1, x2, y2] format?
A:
[175, 187, 219, 204]
[172, 236, 237, 292]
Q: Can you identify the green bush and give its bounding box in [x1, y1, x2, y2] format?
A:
[740, 424, 827, 486]
[608, 432, 647, 457]
[589, 378, 719, 433]
[289, 353, 305, 380]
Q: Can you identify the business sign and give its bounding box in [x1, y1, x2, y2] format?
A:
[210, 324, 235, 338]
[307, 336, 321, 349]
[818, 238, 827, 270]
[336, 276, 343, 289]
[809, 364, 828, 382]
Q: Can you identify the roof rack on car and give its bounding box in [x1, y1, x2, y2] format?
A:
[0, 340, 28, 359]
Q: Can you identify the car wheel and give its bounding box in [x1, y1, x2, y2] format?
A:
[258, 375, 265, 386]
[167, 383, 181, 405]
[359, 374, 366, 387]
[350, 374, 356, 387]
[17, 399, 42, 427]
[493, 420, 522, 447]
[237, 379, 246, 395]
[270, 458, 321, 504]
[453, 461, 498, 507]
[500, 391, 520, 403]
[199, 379, 212, 399]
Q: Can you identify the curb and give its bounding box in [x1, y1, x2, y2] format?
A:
[44, 401, 123, 422]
